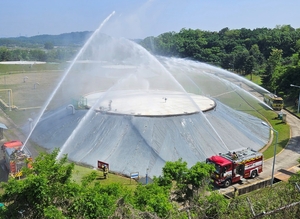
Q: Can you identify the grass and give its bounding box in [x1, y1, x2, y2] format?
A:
[260, 111, 290, 159]
[242, 74, 290, 159]
[245, 74, 262, 85]
[71, 165, 138, 189]
[0, 62, 67, 74]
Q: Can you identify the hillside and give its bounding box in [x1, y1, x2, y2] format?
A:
[0, 32, 142, 48]
[0, 31, 92, 47]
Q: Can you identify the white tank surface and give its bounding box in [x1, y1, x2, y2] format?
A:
[30, 98, 268, 178]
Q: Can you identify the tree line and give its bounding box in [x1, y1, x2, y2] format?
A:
[140, 25, 300, 102]
[0, 32, 91, 48]
[1, 25, 300, 101]
[0, 31, 90, 63]
[0, 46, 77, 63]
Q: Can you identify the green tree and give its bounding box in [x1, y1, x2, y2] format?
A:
[0, 149, 75, 218]
[154, 32, 178, 56]
[262, 48, 283, 90]
[249, 44, 265, 72]
[232, 46, 250, 74]
[29, 49, 47, 61]
[186, 162, 215, 192]
[245, 55, 255, 76]
[0, 149, 129, 218]
[44, 42, 54, 50]
[193, 191, 229, 219]
[161, 158, 188, 188]
[133, 183, 173, 218]
[158, 158, 216, 214]
[0, 47, 11, 61]
[139, 36, 157, 53]
[177, 28, 207, 59]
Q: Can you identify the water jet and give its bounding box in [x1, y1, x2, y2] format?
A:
[24, 14, 270, 178]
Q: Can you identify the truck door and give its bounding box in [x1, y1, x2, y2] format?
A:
[236, 164, 245, 176]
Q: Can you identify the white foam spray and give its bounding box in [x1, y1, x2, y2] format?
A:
[21, 11, 116, 151]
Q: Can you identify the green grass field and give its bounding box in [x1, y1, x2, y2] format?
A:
[245, 74, 262, 85]
[72, 165, 138, 188]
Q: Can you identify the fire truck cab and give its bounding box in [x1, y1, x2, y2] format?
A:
[206, 147, 263, 187]
[1, 140, 32, 178]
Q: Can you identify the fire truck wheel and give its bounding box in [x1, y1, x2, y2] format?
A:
[224, 179, 231, 188]
[251, 170, 257, 178]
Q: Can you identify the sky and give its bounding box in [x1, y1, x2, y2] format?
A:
[1, 0, 300, 39]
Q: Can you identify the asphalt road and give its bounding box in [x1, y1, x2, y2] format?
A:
[263, 109, 300, 177]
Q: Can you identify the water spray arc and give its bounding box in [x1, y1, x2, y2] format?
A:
[21, 11, 116, 151]
[30, 53, 270, 177]
[28, 20, 270, 177]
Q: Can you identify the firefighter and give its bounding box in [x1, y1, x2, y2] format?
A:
[232, 152, 238, 160]
[102, 164, 108, 179]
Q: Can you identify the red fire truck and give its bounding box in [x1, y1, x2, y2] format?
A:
[1, 140, 32, 178]
[206, 147, 263, 187]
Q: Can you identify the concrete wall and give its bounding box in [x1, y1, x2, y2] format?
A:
[224, 178, 280, 198]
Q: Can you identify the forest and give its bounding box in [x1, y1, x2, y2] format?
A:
[139, 25, 300, 103]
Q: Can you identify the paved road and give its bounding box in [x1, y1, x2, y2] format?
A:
[260, 109, 300, 177]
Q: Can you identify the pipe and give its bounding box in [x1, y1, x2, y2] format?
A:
[67, 104, 75, 115]
[0, 89, 14, 109]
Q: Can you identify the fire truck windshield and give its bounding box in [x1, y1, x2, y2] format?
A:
[206, 160, 221, 173]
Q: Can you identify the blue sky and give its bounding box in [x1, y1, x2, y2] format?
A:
[1, 0, 299, 39]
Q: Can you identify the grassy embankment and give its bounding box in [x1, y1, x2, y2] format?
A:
[244, 74, 290, 159]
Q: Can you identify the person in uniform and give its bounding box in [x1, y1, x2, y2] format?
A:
[102, 164, 108, 179]
[232, 152, 238, 160]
